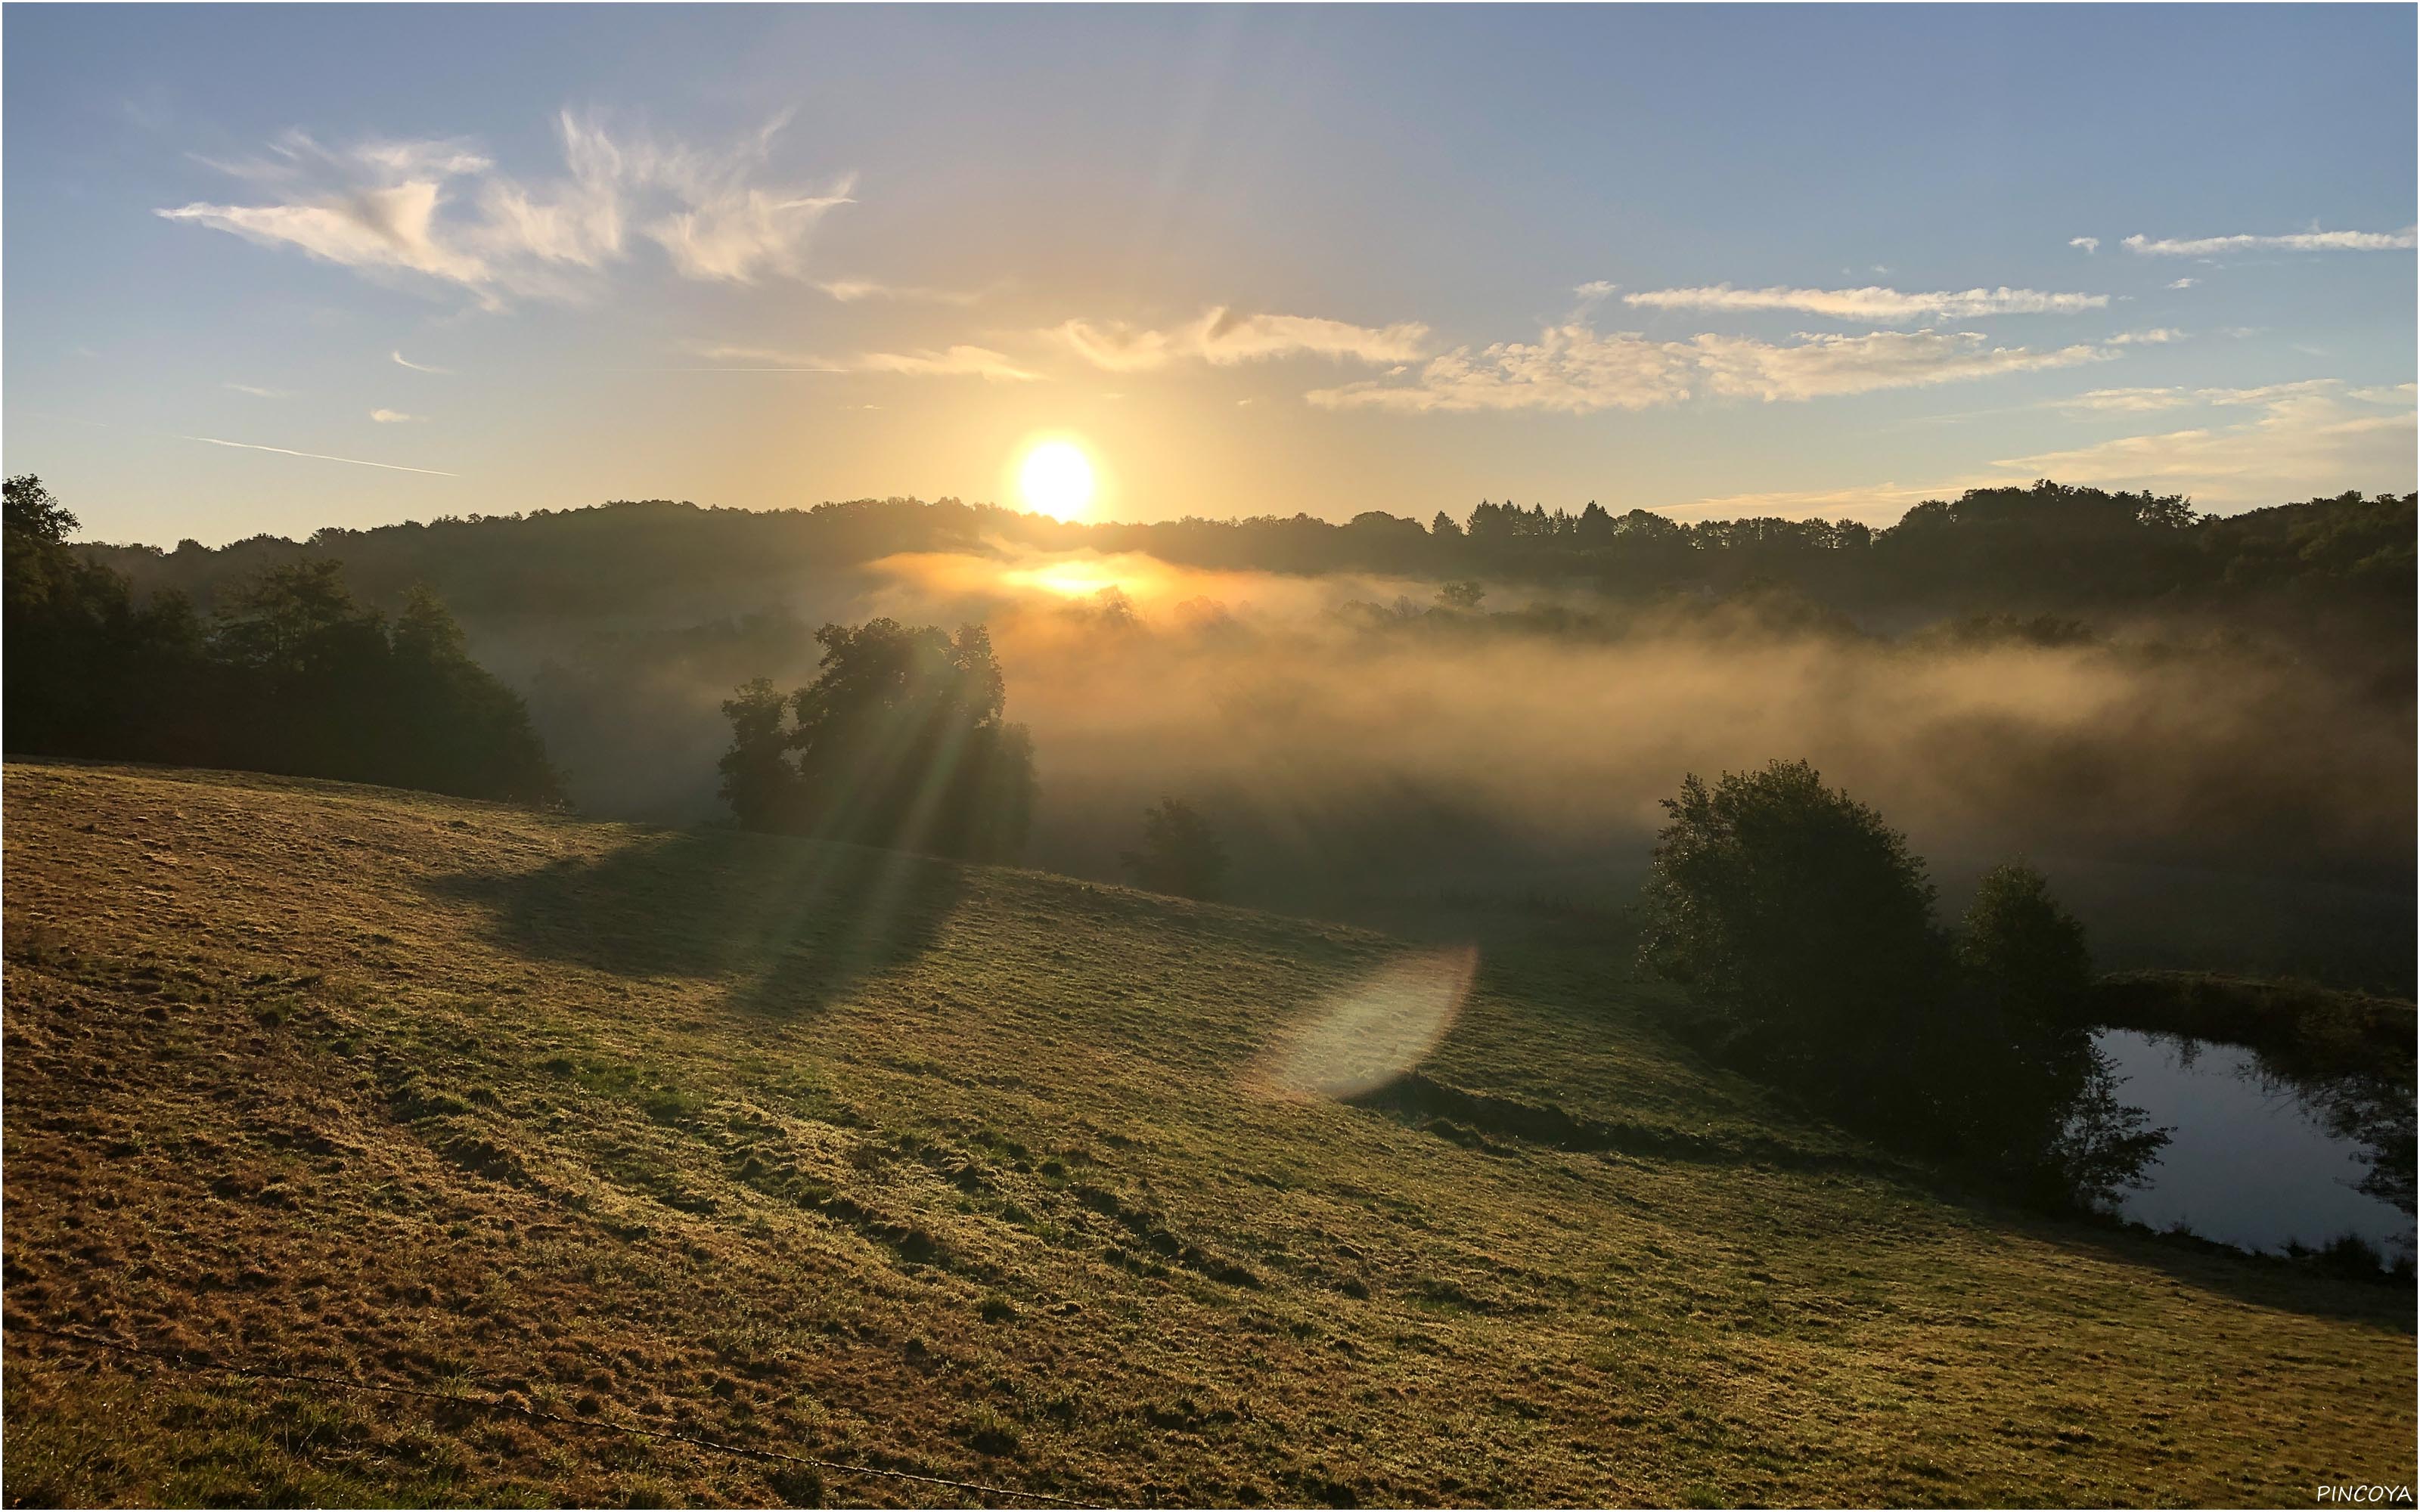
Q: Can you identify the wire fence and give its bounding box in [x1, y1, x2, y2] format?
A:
[8, 1320, 1094, 1509]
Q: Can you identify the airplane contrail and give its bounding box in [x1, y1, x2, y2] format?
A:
[181, 435, 460, 476]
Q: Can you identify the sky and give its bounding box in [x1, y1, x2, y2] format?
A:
[5, 4, 2415, 547]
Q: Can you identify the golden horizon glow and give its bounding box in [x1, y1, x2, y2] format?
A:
[1005, 563, 1128, 598]
[1018, 439, 1097, 521]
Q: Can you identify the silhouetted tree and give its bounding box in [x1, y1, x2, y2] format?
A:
[1121, 798, 1230, 900]
[1436, 579, 1486, 611]
[384, 585, 563, 803]
[1959, 861, 2093, 1022]
[1637, 760, 1947, 1091]
[1638, 761, 2164, 1201]
[718, 618, 1035, 860]
[4, 477, 558, 803]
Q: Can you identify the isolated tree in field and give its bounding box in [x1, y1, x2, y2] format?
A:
[1121, 798, 1230, 900]
[1637, 761, 2164, 1195]
[1637, 760, 1947, 1083]
[718, 618, 1036, 861]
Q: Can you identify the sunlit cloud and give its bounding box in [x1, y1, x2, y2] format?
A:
[2001, 383, 2415, 506]
[2058, 378, 2340, 414]
[2168, 277, 2198, 290]
[1624, 284, 2109, 322]
[1311, 323, 2111, 413]
[814, 277, 979, 305]
[392, 349, 452, 373]
[369, 408, 420, 423]
[855, 345, 1038, 382]
[1306, 322, 1696, 414]
[2069, 237, 2101, 253]
[2122, 228, 2418, 256]
[1692, 329, 2109, 401]
[1051, 306, 1429, 373]
[157, 110, 855, 307]
[2105, 328, 2185, 345]
[681, 338, 1034, 381]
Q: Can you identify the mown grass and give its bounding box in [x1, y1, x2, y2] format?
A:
[3, 759, 2412, 1507]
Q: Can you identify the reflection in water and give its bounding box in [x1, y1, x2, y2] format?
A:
[2096, 1029, 2415, 1260]
[1252, 947, 1479, 1099]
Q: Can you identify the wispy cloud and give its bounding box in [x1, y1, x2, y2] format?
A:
[2068, 237, 2100, 253]
[183, 433, 457, 476]
[853, 345, 1038, 382]
[1693, 329, 2109, 401]
[2167, 277, 2198, 290]
[223, 382, 290, 398]
[814, 277, 980, 305]
[369, 408, 420, 423]
[2000, 383, 2414, 507]
[1307, 324, 1696, 414]
[2105, 327, 2185, 345]
[392, 349, 452, 373]
[2121, 227, 2418, 256]
[1309, 323, 2112, 413]
[1051, 307, 1430, 373]
[2056, 378, 2343, 415]
[680, 339, 1035, 381]
[158, 110, 855, 308]
[1623, 284, 2108, 323]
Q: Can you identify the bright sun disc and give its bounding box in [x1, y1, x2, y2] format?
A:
[1019, 441, 1096, 520]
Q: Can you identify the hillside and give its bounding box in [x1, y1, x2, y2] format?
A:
[2, 761, 2411, 1507]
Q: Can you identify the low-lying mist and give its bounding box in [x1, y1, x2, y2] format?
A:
[482, 543, 2416, 990]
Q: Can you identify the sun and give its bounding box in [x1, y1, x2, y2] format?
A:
[1017, 439, 1097, 521]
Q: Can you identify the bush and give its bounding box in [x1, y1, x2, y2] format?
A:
[1637, 761, 2164, 1200]
[1637, 759, 1947, 1089]
[1959, 860, 2093, 1022]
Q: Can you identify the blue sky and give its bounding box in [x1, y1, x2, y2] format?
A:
[6, 4, 2414, 544]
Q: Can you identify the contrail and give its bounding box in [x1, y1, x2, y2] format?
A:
[15, 409, 460, 478]
[392, 350, 453, 374]
[180, 435, 460, 476]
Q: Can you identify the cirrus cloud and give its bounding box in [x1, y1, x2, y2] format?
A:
[2122, 228, 2418, 256]
[1050, 306, 1430, 373]
[1622, 284, 2108, 323]
[1308, 324, 2113, 413]
[157, 110, 856, 308]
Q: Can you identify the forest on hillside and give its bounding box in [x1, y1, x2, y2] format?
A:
[23, 479, 2418, 991]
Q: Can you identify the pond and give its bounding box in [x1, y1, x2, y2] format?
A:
[2096, 1028, 2415, 1263]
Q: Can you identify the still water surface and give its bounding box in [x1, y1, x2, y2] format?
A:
[2096, 1028, 2414, 1260]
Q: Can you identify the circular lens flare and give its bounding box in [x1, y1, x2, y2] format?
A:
[1019, 441, 1097, 521]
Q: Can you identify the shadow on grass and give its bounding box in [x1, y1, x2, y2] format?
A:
[2010, 1207, 2417, 1334]
[425, 827, 966, 1018]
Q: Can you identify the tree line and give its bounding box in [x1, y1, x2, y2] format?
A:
[74, 482, 2415, 646]
[5, 476, 560, 804]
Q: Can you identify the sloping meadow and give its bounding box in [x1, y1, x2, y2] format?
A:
[2, 763, 2410, 1505]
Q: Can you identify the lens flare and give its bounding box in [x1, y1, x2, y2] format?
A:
[1249, 947, 1480, 1099]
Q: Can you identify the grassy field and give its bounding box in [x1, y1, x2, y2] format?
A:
[3, 760, 2411, 1507]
